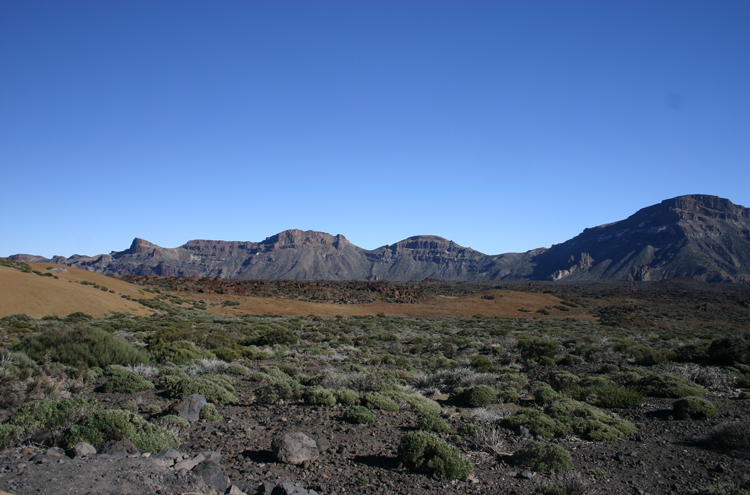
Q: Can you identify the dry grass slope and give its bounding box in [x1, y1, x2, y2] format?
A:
[0, 262, 154, 318]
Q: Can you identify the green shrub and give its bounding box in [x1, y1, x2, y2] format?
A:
[566, 385, 644, 408]
[534, 385, 559, 404]
[8, 397, 101, 441]
[546, 371, 581, 391]
[362, 392, 399, 411]
[120, 401, 139, 413]
[64, 409, 176, 454]
[102, 370, 154, 393]
[253, 328, 298, 346]
[334, 389, 360, 405]
[225, 363, 251, 376]
[673, 397, 718, 420]
[344, 406, 376, 424]
[453, 385, 498, 408]
[18, 326, 148, 368]
[303, 387, 337, 406]
[397, 431, 473, 479]
[148, 340, 214, 365]
[146, 405, 162, 414]
[706, 421, 750, 451]
[634, 374, 706, 398]
[161, 375, 238, 404]
[503, 409, 570, 438]
[708, 334, 750, 365]
[737, 375, 750, 388]
[254, 381, 296, 404]
[458, 423, 482, 436]
[417, 413, 450, 434]
[0, 424, 24, 449]
[159, 414, 191, 435]
[545, 398, 636, 441]
[382, 387, 441, 415]
[498, 388, 521, 404]
[199, 403, 223, 422]
[512, 441, 573, 471]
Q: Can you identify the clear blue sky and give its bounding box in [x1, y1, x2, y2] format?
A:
[2, 1, 749, 259]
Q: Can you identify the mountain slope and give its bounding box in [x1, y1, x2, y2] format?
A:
[529, 195, 750, 282]
[10, 195, 750, 282]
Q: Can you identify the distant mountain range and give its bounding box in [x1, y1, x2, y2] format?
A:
[11, 195, 750, 282]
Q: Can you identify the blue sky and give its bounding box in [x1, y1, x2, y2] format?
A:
[2, 1, 749, 259]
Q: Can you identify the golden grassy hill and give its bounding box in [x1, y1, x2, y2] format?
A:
[0, 262, 154, 318]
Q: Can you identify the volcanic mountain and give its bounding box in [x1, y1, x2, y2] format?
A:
[10, 195, 750, 282]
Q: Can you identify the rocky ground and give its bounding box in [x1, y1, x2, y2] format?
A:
[2, 375, 748, 495]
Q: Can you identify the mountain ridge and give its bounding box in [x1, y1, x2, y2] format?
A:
[10, 195, 750, 282]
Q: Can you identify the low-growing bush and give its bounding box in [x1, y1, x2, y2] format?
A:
[102, 370, 154, 393]
[362, 392, 399, 411]
[546, 371, 581, 391]
[161, 374, 238, 404]
[504, 399, 635, 441]
[344, 406, 376, 424]
[458, 423, 482, 436]
[503, 408, 569, 438]
[706, 421, 750, 451]
[397, 431, 473, 479]
[673, 397, 718, 420]
[417, 413, 450, 434]
[634, 374, 706, 398]
[0, 424, 24, 449]
[566, 385, 644, 408]
[7, 397, 101, 443]
[199, 403, 223, 422]
[512, 441, 573, 471]
[225, 363, 251, 376]
[65, 409, 176, 454]
[453, 385, 498, 408]
[303, 387, 337, 406]
[18, 327, 148, 368]
[334, 389, 360, 405]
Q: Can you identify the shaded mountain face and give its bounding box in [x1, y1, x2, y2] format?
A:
[11, 195, 750, 282]
[529, 195, 750, 282]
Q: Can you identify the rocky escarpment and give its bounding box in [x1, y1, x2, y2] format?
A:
[11, 195, 750, 282]
[530, 195, 750, 282]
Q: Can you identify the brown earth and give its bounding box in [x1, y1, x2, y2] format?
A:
[1, 263, 592, 320]
[198, 290, 593, 319]
[0, 262, 154, 318]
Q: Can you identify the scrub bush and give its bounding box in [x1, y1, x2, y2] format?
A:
[417, 413, 450, 434]
[512, 441, 573, 471]
[673, 397, 718, 420]
[634, 374, 706, 398]
[344, 406, 376, 424]
[453, 385, 498, 408]
[397, 431, 473, 479]
[18, 327, 148, 368]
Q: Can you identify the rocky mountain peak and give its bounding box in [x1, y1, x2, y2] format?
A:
[126, 238, 159, 254]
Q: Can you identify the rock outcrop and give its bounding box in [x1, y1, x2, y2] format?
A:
[11, 195, 750, 282]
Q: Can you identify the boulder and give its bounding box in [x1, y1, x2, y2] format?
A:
[174, 394, 207, 423]
[72, 442, 96, 457]
[271, 432, 319, 466]
[192, 460, 228, 492]
[99, 437, 139, 455]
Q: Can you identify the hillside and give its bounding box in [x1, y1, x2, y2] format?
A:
[10, 195, 750, 282]
[0, 261, 155, 318]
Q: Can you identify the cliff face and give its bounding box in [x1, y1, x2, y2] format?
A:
[529, 195, 750, 282]
[12, 195, 750, 282]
